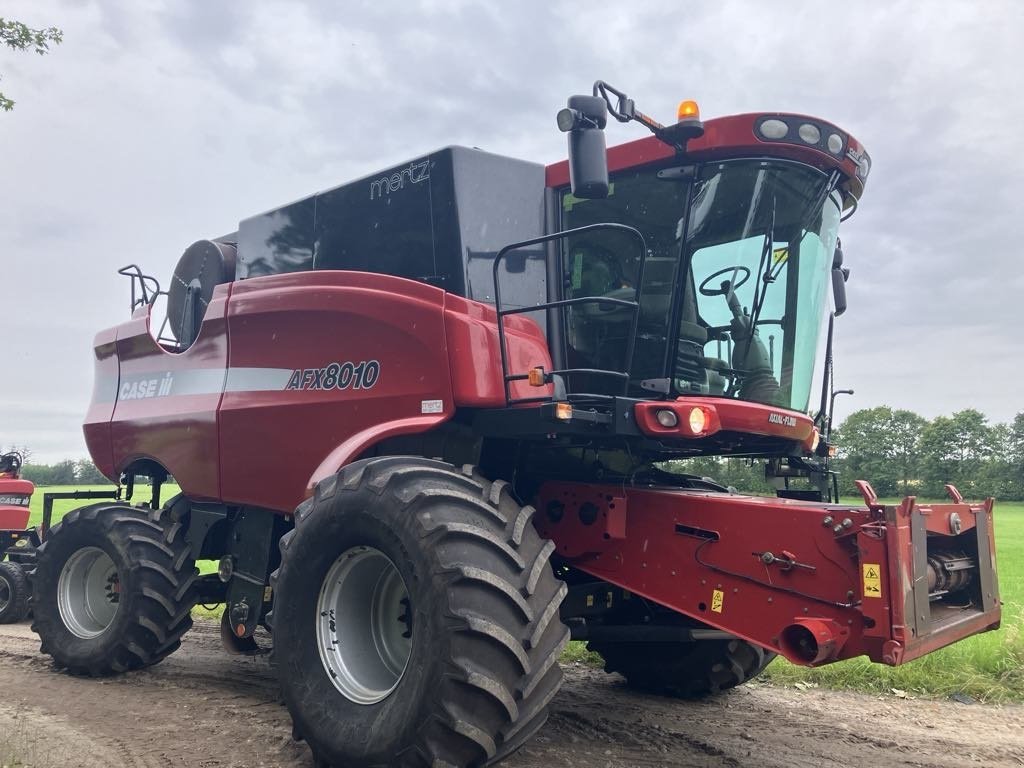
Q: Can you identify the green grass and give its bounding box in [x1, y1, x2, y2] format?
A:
[561, 641, 603, 666]
[761, 499, 1024, 702]
[21, 487, 1024, 700]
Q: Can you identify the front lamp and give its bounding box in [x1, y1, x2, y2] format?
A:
[687, 407, 707, 435]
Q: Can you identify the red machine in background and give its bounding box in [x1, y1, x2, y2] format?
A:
[0, 452, 34, 623]
[27, 82, 1000, 768]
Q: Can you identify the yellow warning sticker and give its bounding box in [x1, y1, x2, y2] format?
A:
[711, 589, 724, 613]
[772, 247, 789, 265]
[862, 563, 882, 598]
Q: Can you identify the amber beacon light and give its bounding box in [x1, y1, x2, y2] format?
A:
[677, 100, 700, 121]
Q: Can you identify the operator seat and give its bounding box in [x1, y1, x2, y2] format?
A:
[167, 239, 236, 350]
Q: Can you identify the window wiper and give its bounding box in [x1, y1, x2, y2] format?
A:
[734, 196, 776, 363]
[746, 169, 839, 339]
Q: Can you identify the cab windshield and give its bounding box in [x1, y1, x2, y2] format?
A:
[560, 158, 841, 413]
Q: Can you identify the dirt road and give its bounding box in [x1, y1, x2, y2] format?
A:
[1, 620, 1021, 767]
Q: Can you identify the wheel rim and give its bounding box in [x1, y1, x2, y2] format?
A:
[0, 572, 10, 614]
[316, 546, 413, 705]
[57, 547, 120, 639]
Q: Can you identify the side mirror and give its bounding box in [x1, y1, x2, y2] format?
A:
[831, 242, 849, 316]
[557, 95, 609, 199]
[504, 251, 527, 274]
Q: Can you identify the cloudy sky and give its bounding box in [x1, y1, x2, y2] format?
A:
[1, 0, 1020, 463]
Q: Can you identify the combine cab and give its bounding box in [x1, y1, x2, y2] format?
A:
[29, 81, 1000, 768]
[0, 452, 34, 623]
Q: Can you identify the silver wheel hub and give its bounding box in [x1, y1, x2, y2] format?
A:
[57, 546, 120, 639]
[316, 546, 413, 705]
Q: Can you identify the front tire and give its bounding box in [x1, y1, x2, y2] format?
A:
[271, 457, 569, 768]
[31, 503, 197, 675]
[0, 561, 30, 624]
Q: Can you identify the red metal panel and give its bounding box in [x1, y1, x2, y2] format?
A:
[83, 327, 119, 481]
[633, 397, 815, 443]
[108, 286, 231, 501]
[534, 482, 999, 667]
[219, 271, 454, 513]
[0, 479, 32, 529]
[865, 495, 1001, 665]
[0, 509, 30, 529]
[444, 294, 553, 406]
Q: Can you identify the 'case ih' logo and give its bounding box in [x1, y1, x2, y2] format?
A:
[369, 159, 430, 200]
[120, 373, 174, 400]
[768, 413, 797, 428]
[0, 495, 29, 506]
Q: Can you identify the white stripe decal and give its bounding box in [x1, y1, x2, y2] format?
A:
[98, 367, 296, 403]
[166, 369, 228, 396]
[224, 367, 295, 392]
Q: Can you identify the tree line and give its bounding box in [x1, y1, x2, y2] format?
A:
[832, 407, 1023, 500]
[14, 457, 109, 486]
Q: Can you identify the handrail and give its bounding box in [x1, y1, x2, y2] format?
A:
[492, 223, 648, 405]
[118, 264, 162, 311]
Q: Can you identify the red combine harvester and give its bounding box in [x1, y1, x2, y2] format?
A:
[0, 452, 35, 623]
[30, 82, 999, 767]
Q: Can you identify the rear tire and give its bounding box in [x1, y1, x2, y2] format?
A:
[31, 503, 197, 675]
[271, 457, 569, 768]
[0, 561, 30, 624]
[589, 638, 774, 698]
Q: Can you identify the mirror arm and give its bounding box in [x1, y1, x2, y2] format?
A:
[592, 80, 702, 151]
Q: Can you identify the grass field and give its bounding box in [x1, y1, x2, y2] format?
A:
[18, 486, 1024, 701]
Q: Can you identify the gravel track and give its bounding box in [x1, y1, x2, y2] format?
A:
[1, 620, 1022, 767]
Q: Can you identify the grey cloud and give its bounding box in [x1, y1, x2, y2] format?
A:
[2, 0, 1020, 463]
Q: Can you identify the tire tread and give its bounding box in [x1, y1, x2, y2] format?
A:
[274, 458, 566, 768]
[31, 502, 197, 676]
[0, 561, 30, 624]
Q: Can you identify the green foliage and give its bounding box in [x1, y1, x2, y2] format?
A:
[560, 641, 604, 666]
[0, 17, 63, 111]
[832, 406, 927, 496]
[20, 459, 107, 486]
[665, 456, 774, 495]
[75, 459, 109, 484]
[918, 409, 992, 497]
[21, 459, 76, 485]
[833, 407, 1022, 501]
[1002, 413, 1024, 500]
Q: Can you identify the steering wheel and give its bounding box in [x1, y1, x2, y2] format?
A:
[698, 266, 751, 297]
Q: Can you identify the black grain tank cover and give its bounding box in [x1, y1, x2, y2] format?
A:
[235, 147, 546, 305]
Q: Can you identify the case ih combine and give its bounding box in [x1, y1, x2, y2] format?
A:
[0, 452, 35, 624]
[30, 82, 999, 767]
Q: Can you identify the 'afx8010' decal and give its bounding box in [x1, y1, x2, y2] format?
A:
[285, 360, 381, 391]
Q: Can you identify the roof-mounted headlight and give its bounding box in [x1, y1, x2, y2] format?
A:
[755, 116, 847, 158]
[759, 119, 789, 139]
